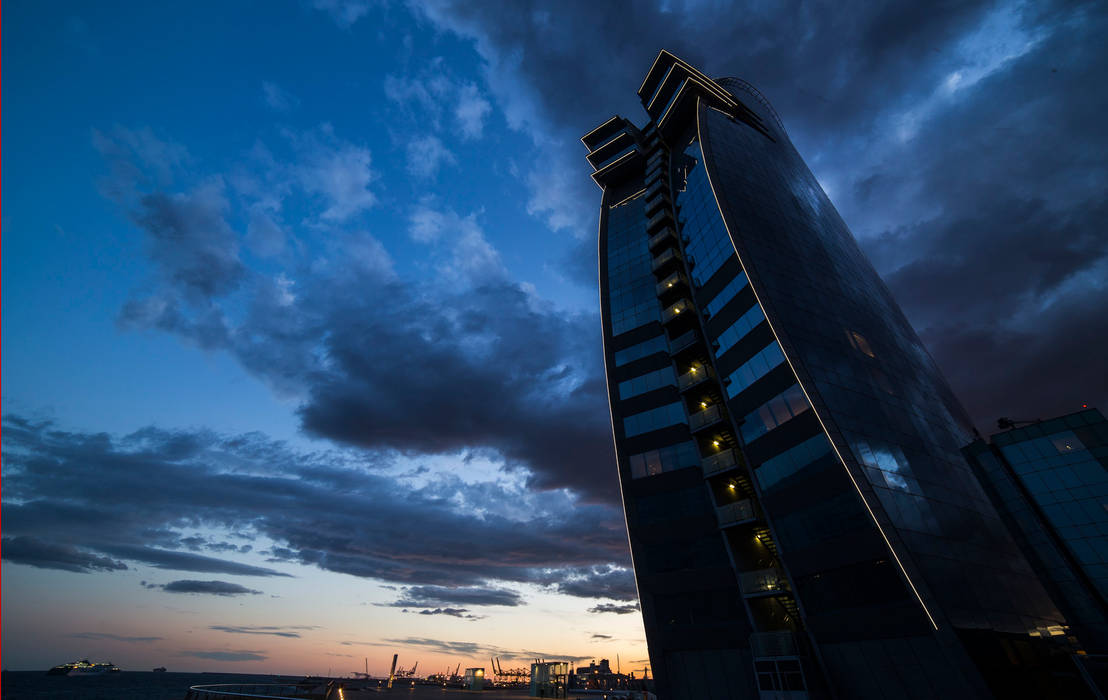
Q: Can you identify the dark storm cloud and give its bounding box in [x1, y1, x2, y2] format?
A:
[415, 0, 1108, 427]
[587, 603, 639, 615]
[210, 625, 317, 638]
[1, 536, 128, 573]
[543, 566, 636, 601]
[293, 281, 615, 502]
[388, 585, 524, 608]
[70, 632, 164, 643]
[99, 545, 289, 577]
[415, 608, 482, 620]
[383, 637, 499, 657]
[416, 0, 1001, 139]
[99, 126, 618, 507]
[131, 186, 245, 302]
[1, 415, 629, 603]
[180, 650, 268, 662]
[145, 580, 263, 596]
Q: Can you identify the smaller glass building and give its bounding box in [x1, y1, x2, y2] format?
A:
[964, 408, 1108, 651]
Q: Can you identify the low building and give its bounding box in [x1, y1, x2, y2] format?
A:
[571, 659, 632, 691]
[463, 667, 485, 691]
[530, 661, 568, 698]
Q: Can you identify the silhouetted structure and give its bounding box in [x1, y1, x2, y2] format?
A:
[588, 50, 1089, 699]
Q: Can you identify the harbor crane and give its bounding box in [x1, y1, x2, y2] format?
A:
[490, 657, 529, 684]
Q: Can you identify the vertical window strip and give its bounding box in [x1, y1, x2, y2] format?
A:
[676, 139, 738, 287]
[607, 194, 658, 335]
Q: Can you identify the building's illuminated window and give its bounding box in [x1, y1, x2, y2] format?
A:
[846, 330, 875, 358]
[629, 441, 700, 478]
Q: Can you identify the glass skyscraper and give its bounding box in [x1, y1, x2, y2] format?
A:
[588, 50, 1087, 699]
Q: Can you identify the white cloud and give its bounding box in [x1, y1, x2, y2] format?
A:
[525, 151, 594, 238]
[274, 273, 296, 306]
[92, 126, 189, 192]
[454, 83, 492, 140]
[262, 81, 298, 111]
[407, 201, 504, 283]
[384, 74, 439, 120]
[246, 209, 286, 257]
[384, 64, 494, 141]
[289, 127, 378, 222]
[405, 134, 457, 179]
[311, 0, 373, 28]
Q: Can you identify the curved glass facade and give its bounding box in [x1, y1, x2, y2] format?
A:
[698, 88, 1063, 634]
[591, 51, 1085, 700]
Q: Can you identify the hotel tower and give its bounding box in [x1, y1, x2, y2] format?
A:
[588, 51, 1087, 699]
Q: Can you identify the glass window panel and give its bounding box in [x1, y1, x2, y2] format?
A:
[714, 302, 764, 357]
[704, 272, 750, 318]
[629, 441, 700, 479]
[724, 342, 786, 398]
[614, 335, 668, 366]
[624, 402, 686, 437]
[619, 366, 677, 400]
[741, 383, 812, 443]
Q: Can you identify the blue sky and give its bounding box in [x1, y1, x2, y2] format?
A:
[4, 0, 1107, 676]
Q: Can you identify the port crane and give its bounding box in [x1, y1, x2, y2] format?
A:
[351, 658, 373, 679]
[490, 657, 529, 684]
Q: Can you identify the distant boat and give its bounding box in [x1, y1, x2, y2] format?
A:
[47, 660, 121, 676]
[153, 667, 167, 673]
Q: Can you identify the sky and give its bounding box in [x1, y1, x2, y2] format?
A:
[3, 0, 1106, 676]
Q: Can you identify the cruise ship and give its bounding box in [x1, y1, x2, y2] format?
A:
[47, 660, 121, 676]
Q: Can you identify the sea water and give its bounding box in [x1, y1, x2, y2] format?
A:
[0, 673, 536, 700]
[0, 671, 301, 700]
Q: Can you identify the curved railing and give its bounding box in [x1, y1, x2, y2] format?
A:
[185, 684, 320, 700]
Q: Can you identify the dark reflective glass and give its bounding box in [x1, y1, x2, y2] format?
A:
[699, 85, 1064, 635]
